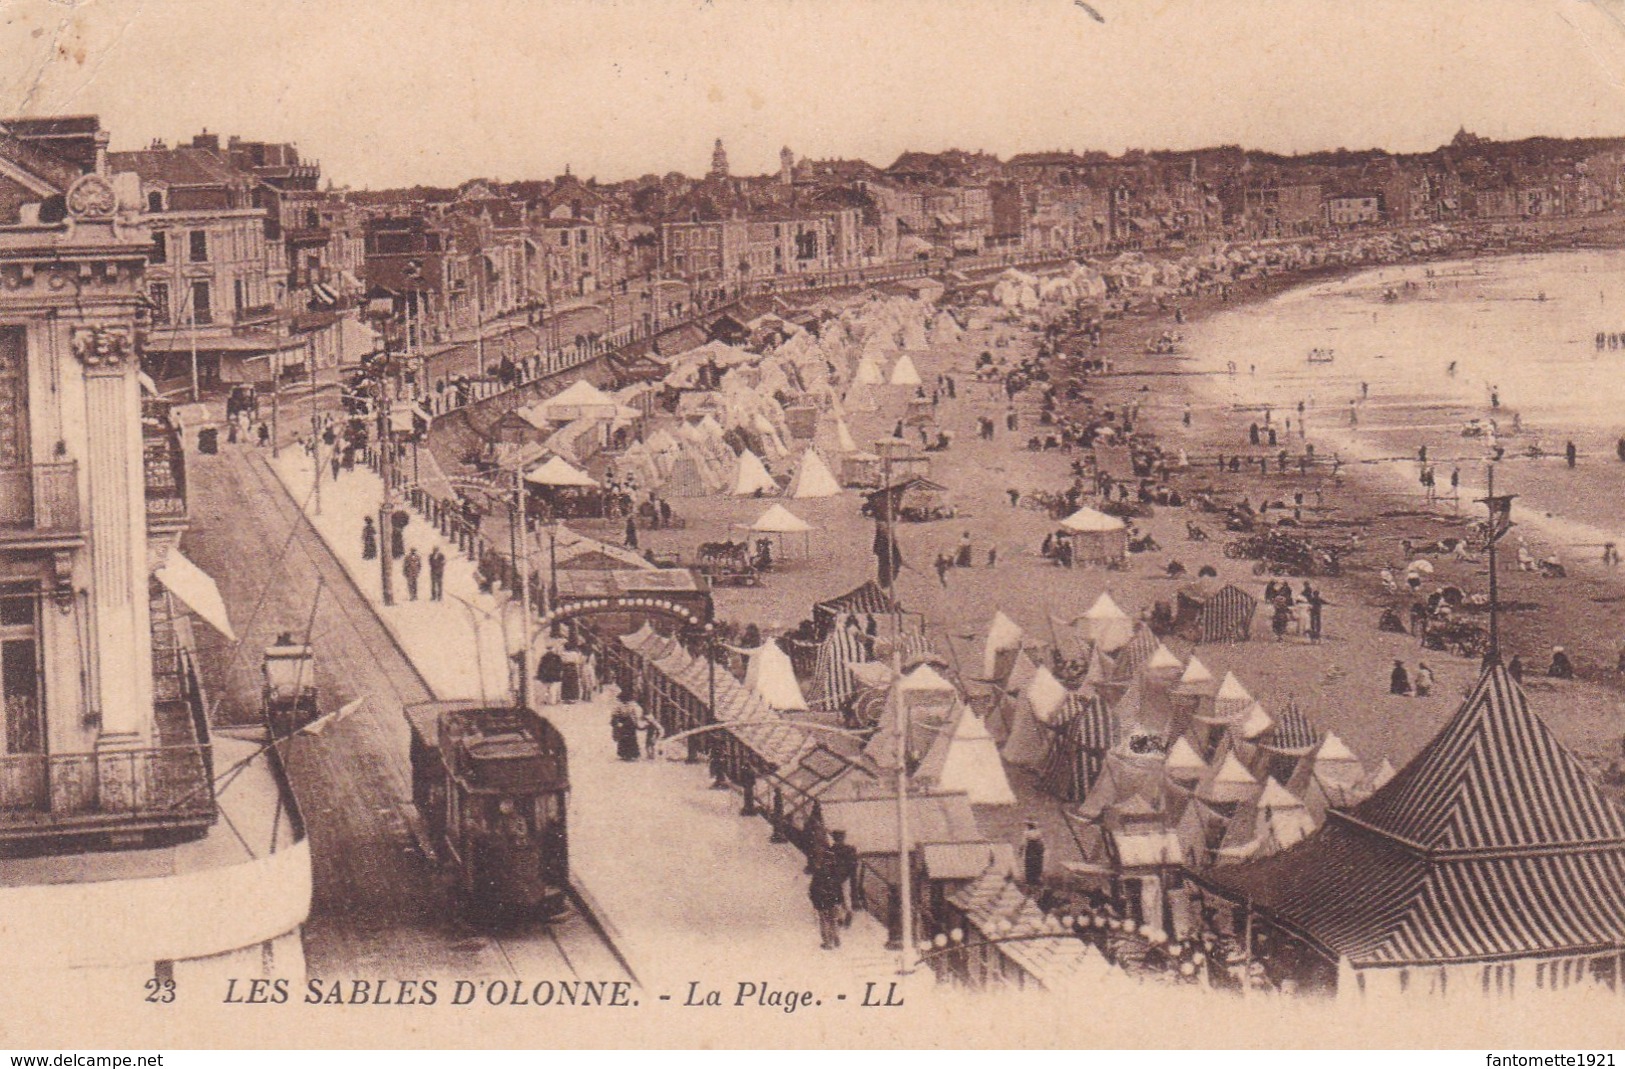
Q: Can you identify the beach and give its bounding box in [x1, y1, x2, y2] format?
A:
[596, 244, 1625, 873]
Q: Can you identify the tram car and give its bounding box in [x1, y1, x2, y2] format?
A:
[406, 701, 570, 926]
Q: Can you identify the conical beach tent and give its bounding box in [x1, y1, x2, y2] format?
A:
[731, 450, 779, 496]
[923, 704, 1017, 805]
[982, 611, 1024, 682]
[745, 641, 809, 712]
[789, 448, 842, 499]
[889, 353, 922, 386]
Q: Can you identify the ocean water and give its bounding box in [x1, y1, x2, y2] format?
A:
[1184, 248, 1625, 554]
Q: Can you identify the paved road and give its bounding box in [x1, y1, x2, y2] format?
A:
[181, 440, 628, 982]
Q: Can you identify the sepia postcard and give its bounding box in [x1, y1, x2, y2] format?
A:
[5, 0, 1625, 1051]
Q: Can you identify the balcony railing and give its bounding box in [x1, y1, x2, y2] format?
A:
[0, 649, 215, 846]
[0, 461, 81, 537]
[143, 427, 187, 522]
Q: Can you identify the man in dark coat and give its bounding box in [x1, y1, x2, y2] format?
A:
[810, 861, 846, 950]
[428, 547, 446, 601]
[361, 516, 378, 561]
[1022, 820, 1046, 887]
[1390, 660, 1411, 696]
[829, 828, 864, 923]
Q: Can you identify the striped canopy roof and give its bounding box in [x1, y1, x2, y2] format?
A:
[1211, 665, 1625, 968]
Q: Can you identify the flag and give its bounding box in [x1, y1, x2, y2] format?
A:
[300, 696, 367, 737]
[1479, 493, 1517, 543]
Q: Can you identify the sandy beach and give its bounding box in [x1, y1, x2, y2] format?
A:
[560, 244, 1625, 874]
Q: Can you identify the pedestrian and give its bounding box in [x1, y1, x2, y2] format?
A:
[257, 422, 270, 448]
[428, 546, 446, 600]
[1007, 488, 1021, 508]
[986, 546, 997, 568]
[1022, 820, 1046, 887]
[1509, 654, 1525, 685]
[829, 828, 864, 922]
[625, 513, 638, 550]
[1390, 660, 1412, 696]
[1567, 440, 1578, 469]
[1549, 646, 1575, 680]
[810, 860, 846, 951]
[361, 516, 378, 561]
[641, 712, 662, 760]
[956, 531, 973, 568]
[1414, 661, 1434, 697]
[535, 644, 566, 704]
[1271, 596, 1290, 641]
[934, 552, 950, 588]
[1306, 586, 1324, 643]
[402, 547, 422, 600]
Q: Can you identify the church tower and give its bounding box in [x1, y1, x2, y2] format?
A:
[779, 146, 795, 185]
[709, 138, 729, 179]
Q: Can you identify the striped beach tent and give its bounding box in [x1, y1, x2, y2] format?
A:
[1174, 582, 1257, 644]
[1210, 664, 1625, 982]
[1036, 690, 1116, 802]
[810, 626, 869, 711]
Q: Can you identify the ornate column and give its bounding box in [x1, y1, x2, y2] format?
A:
[73, 321, 153, 745]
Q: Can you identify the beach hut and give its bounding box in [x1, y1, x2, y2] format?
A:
[1059, 507, 1128, 566]
[738, 503, 815, 558]
[730, 450, 780, 496]
[1173, 582, 1257, 644]
[788, 448, 842, 499]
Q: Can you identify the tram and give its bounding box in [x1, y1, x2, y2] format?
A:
[406, 701, 570, 926]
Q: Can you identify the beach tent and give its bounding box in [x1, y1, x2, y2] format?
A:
[809, 625, 869, 712]
[524, 455, 598, 487]
[528, 379, 622, 423]
[920, 703, 1017, 806]
[889, 353, 923, 387]
[1173, 582, 1257, 644]
[1212, 672, 1255, 724]
[1060, 508, 1128, 566]
[1036, 691, 1117, 802]
[745, 641, 810, 712]
[661, 454, 710, 497]
[981, 610, 1025, 682]
[835, 418, 859, 454]
[738, 503, 815, 557]
[853, 356, 886, 386]
[1082, 591, 1135, 653]
[788, 448, 842, 499]
[731, 450, 779, 496]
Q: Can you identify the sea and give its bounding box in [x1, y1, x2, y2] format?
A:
[1183, 248, 1625, 559]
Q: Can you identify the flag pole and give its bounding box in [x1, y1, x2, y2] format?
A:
[1486, 463, 1498, 664]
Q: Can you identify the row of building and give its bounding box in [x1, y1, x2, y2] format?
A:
[16, 120, 1619, 399]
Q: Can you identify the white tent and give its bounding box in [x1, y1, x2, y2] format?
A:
[1063, 508, 1125, 534]
[1082, 591, 1134, 653]
[853, 356, 886, 386]
[1023, 665, 1068, 724]
[524, 455, 599, 487]
[888, 353, 923, 386]
[1213, 672, 1254, 721]
[788, 448, 842, 499]
[1178, 656, 1215, 688]
[731, 450, 779, 496]
[154, 549, 237, 642]
[528, 379, 620, 423]
[745, 642, 810, 712]
[982, 611, 1024, 681]
[834, 418, 859, 454]
[929, 704, 1017, 805]
[738, 502, 814, 557]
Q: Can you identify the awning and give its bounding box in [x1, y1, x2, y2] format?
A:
[154, 549, 238, 643]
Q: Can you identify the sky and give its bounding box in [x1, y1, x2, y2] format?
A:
[1, 0, 1624, 188]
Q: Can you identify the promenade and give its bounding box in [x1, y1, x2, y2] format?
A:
[268, 451, 920, 996]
